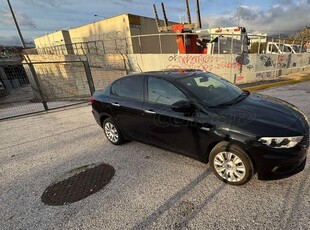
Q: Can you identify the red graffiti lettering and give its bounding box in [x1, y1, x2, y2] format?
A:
[236, 75, 244, 81]
[167, 54, 242, 72]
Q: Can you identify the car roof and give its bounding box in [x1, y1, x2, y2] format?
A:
[133, 69, 205, 80]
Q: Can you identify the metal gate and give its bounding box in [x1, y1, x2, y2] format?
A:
[0, 62, 44, 119]
[0, 57, 126, 120]
[0, 61, 94, 120]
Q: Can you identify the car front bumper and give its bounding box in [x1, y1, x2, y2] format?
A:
[249, 144, 308, 180]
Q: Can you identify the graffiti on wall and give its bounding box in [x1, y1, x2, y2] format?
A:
[277, 54, 288, 68]
[259, 54, 288, 68]
[235, 75, 244, 82]
[244, 64, 254, 70]
[259, 55, 273, 67]
[256, 71, 272, 79]
[165, 54, 244, 72]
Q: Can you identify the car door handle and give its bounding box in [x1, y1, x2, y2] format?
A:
[111, 102, 120, 107]
[144, 109, 156, 114]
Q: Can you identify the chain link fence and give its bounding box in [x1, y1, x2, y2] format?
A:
[24, 33, 310, 56]
[2, 31, 309, 120]
[0, 62, 44, 119]
[25, 38, 128, 55]
[0, 46, 24, 58]
[0, 57, 126, 120]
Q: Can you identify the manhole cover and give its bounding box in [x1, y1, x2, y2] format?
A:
[41, 162, 115, 206]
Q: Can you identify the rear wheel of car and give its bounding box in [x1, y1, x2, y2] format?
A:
[103, 118, 124, 145]
[209, 142, 254, 185]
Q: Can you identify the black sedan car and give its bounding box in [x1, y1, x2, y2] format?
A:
[91, 70, 309, 185]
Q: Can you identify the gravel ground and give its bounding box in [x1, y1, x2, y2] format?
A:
[0, 82, 309, 230]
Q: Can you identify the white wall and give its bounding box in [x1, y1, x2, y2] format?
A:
[24, 52, 310, 100]
[127, 53, 310, 84]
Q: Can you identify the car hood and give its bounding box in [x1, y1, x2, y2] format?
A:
[212, 93, 303, 136]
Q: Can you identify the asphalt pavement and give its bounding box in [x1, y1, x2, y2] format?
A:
[0, 81, 309, 230]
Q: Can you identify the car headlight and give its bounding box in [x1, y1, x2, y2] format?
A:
[258, 136, 303, 148]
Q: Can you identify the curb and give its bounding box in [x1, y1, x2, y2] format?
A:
[242, 75, 310, 91]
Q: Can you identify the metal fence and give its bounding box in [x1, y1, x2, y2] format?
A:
[0, 46, 23, 58]
[0, 58, 126, 120]
[0, 61, 87, 120]
[24, 33, 310, 56]
[2, 32, 309, 120]
[25, 38, 128, 55]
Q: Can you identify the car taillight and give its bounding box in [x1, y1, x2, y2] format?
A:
[90, 97, 95, 104]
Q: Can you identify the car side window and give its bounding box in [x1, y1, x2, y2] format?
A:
[272, 44, 278, 53]
[111, 80, 120, 96]
[148, 77, 187, 105]
[111, 76, 143, 100]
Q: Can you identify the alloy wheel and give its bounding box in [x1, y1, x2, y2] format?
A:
[104, 122, 119, 143]
[213, 151, 246, 182]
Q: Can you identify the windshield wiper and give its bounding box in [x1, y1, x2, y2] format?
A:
[230, 90, 250, 105]
[211, 90, 250, 107]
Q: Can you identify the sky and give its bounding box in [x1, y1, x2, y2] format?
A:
[0, 0, 309, 46]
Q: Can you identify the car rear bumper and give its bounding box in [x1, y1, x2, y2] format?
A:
[92, 109, 102, 127]
[249, 145, 308, 180]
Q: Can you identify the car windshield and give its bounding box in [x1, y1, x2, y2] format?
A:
[278, 44, 291, 53]
[292, 45, 300, 53]
[178, 72, 247, 107]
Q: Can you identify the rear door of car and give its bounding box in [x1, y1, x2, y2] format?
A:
[142, 76, 200, 157]
[109, 75, 145, 140]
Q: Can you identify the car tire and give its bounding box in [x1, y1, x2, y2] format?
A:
[103, 118, 124, 145]
[209, 142, 254, 185]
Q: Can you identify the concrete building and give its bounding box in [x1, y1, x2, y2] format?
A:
[33, 13, 178, 54]
[248, 33, 268, 45]
[33, 30, 72, 48]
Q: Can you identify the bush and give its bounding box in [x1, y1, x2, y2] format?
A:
[250, 42, 267, 53]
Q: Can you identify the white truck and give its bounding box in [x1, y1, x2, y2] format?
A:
[285, 44, 307, 53]
[196, 26, 249, 54]
[266, 42, 307, 54]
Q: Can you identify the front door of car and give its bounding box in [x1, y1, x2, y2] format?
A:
[142, 76, 200, 157]
[109, 75, 145, 140]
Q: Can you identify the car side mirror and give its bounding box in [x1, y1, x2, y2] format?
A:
[171, 100, 194, 113]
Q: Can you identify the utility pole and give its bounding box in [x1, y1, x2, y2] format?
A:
[7, 0, 26, 48]
[7, 0, 48, 111]
[237, 0, 241, 27]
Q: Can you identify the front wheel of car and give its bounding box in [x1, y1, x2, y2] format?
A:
[209, 142, 254, 185]
[103, 118, 124, 145]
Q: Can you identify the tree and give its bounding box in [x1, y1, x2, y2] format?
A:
[249, 42, 267, 53]
[291, 26, 310, 42]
